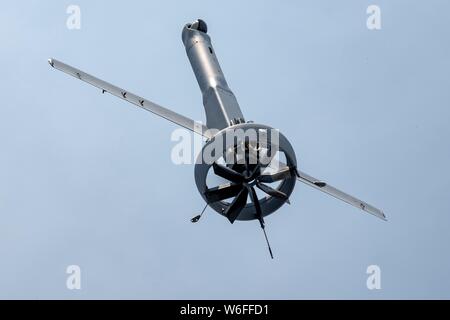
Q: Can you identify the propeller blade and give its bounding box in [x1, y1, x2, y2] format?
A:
[225, 187, 248, 223]
[248, 186, 274, 259]
[204, 183, 243, 203]
[248, 186, 262, 217]
[258, 166, 293, 183]
[256, 182, 289, 201]
[259, 218, 274, 259]
[247, 164, 261, 181]
[213, 163, 244, 183]
[231, 163, 247, 174]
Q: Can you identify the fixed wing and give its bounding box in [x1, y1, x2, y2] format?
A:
[49, 19, 385, 258]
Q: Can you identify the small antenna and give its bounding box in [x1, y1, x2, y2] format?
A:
[259, 218, 274, 259]
[191, 203, 208, 223]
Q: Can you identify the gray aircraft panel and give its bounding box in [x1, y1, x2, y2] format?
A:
[296, 169, 386, 220]
[48, 58, 212, 139]
[269, 162, 386, 220]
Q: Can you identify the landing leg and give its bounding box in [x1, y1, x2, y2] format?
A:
[259, 217, 274, 259]
[191, 203, 208, 223]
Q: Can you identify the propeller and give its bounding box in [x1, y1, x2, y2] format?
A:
[201, 143, 297, 258]
[255, 182, 290, 204]
[204, 145, 294, 223]
[225, 187, 248, 223]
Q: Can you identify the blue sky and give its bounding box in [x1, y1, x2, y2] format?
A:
[1, 0, 450, 299]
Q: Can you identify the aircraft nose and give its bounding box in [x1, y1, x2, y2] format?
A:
[188, 19, 208, 33]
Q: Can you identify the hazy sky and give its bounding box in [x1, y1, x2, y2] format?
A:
[1, 0, 450, 299]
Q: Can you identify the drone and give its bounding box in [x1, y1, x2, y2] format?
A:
[49, 19, 385, 259]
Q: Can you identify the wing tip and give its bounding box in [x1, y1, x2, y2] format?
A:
[362, 204, 387, 221]
[373, 209, 387, 221]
